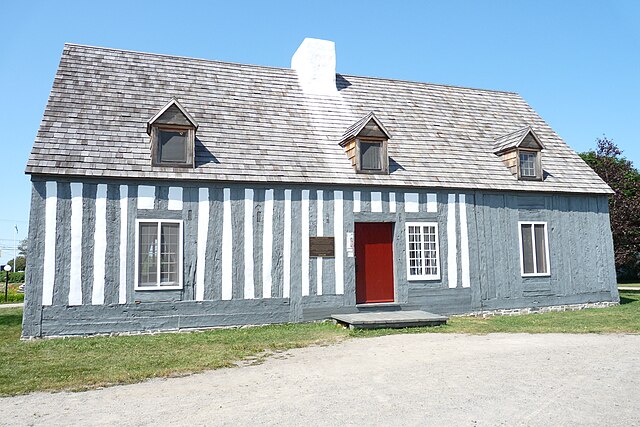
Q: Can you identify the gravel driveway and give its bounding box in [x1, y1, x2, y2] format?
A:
[2, 333, 639, 426]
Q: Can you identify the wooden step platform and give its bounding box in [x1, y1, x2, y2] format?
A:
[331, 310, 448, 330]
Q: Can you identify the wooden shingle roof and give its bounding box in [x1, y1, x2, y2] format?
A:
[339, 112, 391, 145]
[146, 97, 199, 134]
[493, 126, 544, 154]
[26, 44, 612, 194]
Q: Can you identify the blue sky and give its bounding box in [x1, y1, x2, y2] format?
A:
[0, 0, 638, 264]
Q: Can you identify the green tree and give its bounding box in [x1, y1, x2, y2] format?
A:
[580, 137, 640, 280]
[7, 256, 26, 272]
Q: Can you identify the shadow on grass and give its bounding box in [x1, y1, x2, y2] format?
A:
[620, 296, 636, 305]
[619, 289, 640, 305]
[0, 309, 22, 328]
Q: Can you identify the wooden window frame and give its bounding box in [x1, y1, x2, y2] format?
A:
[406, 222, 441, 281]
[355, 137, 389, 174]
[151, 125, 195, 168]
[518, 221, 551, 277]
[516, 148, 542, 181]
[134, 219, 184, 290]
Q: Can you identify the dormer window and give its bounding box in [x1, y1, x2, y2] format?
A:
[494, 127, 544, 181]
[340, 112, 391, 174]
[519, 150, 540, 178]
[147, 98, 199, 168]
[359, 140, 383, 170]
[153, 127, 193, 165]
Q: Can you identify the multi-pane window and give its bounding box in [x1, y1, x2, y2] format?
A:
[519, 222, 550, 276]
[406, 222, 440, 280]
[136, 220, 183, 289]
[519, 151, 538, 178]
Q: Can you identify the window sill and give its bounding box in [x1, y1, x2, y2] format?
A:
[356, 169, 389, 175]
[518, 175, 543, 181]
[152, 163, 194, 168]
[407, 275, 441, 281]
[135, 285, 183, 291]
[521, 273, 551, 278]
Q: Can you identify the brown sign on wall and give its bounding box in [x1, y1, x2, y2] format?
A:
[309, 237, 335, 257]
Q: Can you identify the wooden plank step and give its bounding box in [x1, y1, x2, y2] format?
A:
[331, 310, 448, 330]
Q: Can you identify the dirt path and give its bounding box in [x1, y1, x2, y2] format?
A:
[2, 333, 639, 426]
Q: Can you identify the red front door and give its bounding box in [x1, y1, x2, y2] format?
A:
[355, 222, 395, 304]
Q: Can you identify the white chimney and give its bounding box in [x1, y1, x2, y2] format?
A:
[291, 38, 337, 95]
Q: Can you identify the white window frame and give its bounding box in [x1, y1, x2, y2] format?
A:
[519, 151, 537, 177]
[518, 221, 551, 277]
[134, 219, 184, 290]
[405, 222, 441, 281]
[516, 148, 542, 180]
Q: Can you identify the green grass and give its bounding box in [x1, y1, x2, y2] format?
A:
[0, 312, 348, 396]
[0, 283, 25, 304]
[0, 291, 639, 396]
[353, 290, 640, 337]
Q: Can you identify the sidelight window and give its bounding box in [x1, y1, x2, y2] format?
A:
[406, 222, 440, 280]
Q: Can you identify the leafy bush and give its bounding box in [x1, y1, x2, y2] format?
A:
[7, 256, 26, 272]
[0, 291, 24, 303]
[1, 272, 25, 284]
[0, 283, 24, 303]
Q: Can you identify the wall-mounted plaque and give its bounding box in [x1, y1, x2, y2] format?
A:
[309, 237, 335, 257]
[346, 232, 354, 257]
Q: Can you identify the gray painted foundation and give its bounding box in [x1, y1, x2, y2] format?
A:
[22, 177, 619, 338]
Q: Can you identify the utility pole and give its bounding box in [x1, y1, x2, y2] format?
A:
[14, 225, 17, 272]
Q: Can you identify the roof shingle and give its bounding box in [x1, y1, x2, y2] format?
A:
[26, 44, 612, 194]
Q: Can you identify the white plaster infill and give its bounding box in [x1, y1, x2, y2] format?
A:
[137, 185, 155, 210]
[282, 189, 292, 299]
[316, 190, 323, 296]
[92, 184, 107, 305]
[446, 194, 457, 289]
[221, 188, 233, 301]
[334, 190, 344, 295]
[244, 189, 255, 299]
[118, 185, 128, 304]
[195, 188, 209, 302]
[405, 193, 419, 213]
[262, 189, 274, 299]
[168, 187, 183, 211]
[69, 182, 83, 306]
[371, 192, 382, 213]
[301, 190, 310, 297]
[42, 181, 57, 306]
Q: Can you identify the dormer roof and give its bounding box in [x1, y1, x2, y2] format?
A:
[146, 98, 199, 134]
[339, 112, 391, 146]
[493, 126, 544, 154]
